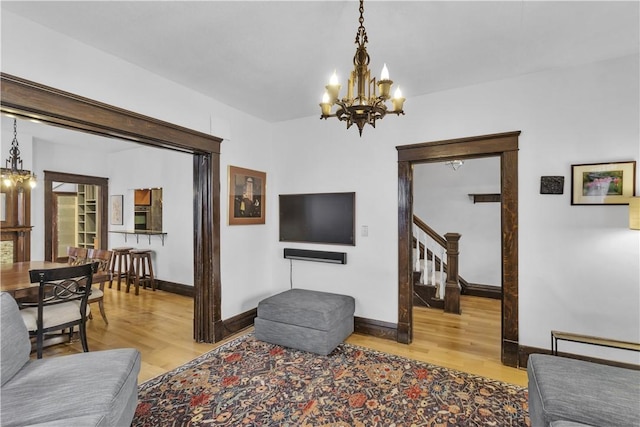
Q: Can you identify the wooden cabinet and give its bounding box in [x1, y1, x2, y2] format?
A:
[1, 185, 32, 263]
[77, 184, 99, 249]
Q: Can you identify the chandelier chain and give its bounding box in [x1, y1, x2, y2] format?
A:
[356, 0, 367, 45]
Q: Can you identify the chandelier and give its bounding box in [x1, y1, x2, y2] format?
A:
[319, 0, 405, 136]
[1, 118, 37, 189]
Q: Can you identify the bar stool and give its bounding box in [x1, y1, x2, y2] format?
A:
[128, 249, 156, 296]
[110, 247, 133, 291]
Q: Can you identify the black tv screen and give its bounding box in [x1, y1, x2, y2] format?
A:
[279, 192, 355, 245]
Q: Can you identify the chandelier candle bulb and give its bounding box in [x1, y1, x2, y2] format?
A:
[320, 92, 332, 116]
[392, 87, 405, 112]
[325, 71, 341, 102]
[380, 64, 390, 81]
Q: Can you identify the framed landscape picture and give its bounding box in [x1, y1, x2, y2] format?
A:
[228, 166, 266, 225]
[571, 161, 636, 205]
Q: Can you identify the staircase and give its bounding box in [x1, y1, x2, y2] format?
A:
[412, 215, 501, 313]
[412, 215, 461, 314]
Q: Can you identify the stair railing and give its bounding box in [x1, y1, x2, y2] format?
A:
[413, 215, 461, 314]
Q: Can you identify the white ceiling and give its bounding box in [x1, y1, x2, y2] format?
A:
[3, 1, 638, 125]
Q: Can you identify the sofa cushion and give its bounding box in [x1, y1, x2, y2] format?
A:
[0, 293, 31, 386]
[1, 348, 141, 427]
[528, 354, 640, 427]
[257, 288, 355, 331]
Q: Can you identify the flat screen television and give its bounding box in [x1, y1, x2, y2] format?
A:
[279, 192, 355, 245]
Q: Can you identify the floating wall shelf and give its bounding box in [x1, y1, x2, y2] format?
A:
[468, 193, 501, 204]
[109, 230, 167, 245]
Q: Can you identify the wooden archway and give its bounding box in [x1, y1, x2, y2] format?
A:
[397, 131, 520, 367]
[1, 73, 223, 343]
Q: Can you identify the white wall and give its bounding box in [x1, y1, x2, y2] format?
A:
[274, 54, 640, 364]
[414, 157, 502, 287]
[107, 146, 194, 286]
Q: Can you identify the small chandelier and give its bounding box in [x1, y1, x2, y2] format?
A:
[319, 0, 405, 136]
[1, 118, 37, 189]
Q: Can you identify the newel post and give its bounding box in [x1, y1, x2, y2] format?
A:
[444, 233, 461, 314]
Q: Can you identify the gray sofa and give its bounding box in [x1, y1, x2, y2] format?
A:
[527, 354, 640, 427]
[0, 292, 141, 427]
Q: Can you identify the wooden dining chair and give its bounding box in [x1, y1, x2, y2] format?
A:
[19, 263, 96, 359]
[86, 249, 113, 324]
[66, 246, 88, 265]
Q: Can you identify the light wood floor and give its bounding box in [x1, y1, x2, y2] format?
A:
[39, 285, 527, 386]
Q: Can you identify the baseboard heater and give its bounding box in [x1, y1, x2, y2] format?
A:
[283, 248, 347, 264]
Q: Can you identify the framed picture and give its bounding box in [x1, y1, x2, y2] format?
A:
[540, 176, 564, 195]
[571, 161, 636, 205]
[110, 195, 123, 225]
[228, 166, 266, 225]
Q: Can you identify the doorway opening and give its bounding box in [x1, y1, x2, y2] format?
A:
[2, 73, 222, 343]
[397, 131, 520, 367]
[44, 171, 108, 262]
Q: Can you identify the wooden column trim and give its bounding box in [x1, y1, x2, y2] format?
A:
[444, 233, 461, 314]
[397, 160, 413, 344]
[501, 149, 519, 366]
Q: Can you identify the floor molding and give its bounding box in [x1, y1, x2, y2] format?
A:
[462, 283, 502, 299]
[155, 280, 194, 297]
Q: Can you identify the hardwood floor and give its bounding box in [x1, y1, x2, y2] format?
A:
[38, 285, 527, 386]
[348, 295, 528, 386]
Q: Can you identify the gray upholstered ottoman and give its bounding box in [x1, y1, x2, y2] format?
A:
[527, 354, 640, 427]
[255, 289, 355, 356]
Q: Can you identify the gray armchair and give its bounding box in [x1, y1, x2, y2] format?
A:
[0, 292, 141, 426]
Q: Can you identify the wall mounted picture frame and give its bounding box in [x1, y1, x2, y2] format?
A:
[228, 165, 266, 225]
[110, 194, 123, 225]
[571, 161, 636, 205]
[540, 176, 564, 194]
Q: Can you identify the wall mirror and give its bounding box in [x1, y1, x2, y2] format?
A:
[134, 188, 163, 232]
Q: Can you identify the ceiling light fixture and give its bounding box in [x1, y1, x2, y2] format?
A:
[319, 0, 405, 136]
[445, 160, 465, 171]
[1, 118, 37, 189]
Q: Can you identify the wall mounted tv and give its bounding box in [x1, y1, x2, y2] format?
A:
[279, 192, 355, 245]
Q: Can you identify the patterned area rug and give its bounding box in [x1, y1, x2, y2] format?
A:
[133, 334, 529, 426]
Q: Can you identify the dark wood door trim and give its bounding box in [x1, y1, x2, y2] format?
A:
[1, 73, 223, 343]
[44, 171, 108, 261]
[396, 131, 520, 367]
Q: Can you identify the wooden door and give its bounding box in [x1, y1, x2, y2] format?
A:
[52, 192, 77, 262]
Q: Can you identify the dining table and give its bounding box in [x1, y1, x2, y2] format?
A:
[1, 261, 110, 299]
[1, 261, 69, 298]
